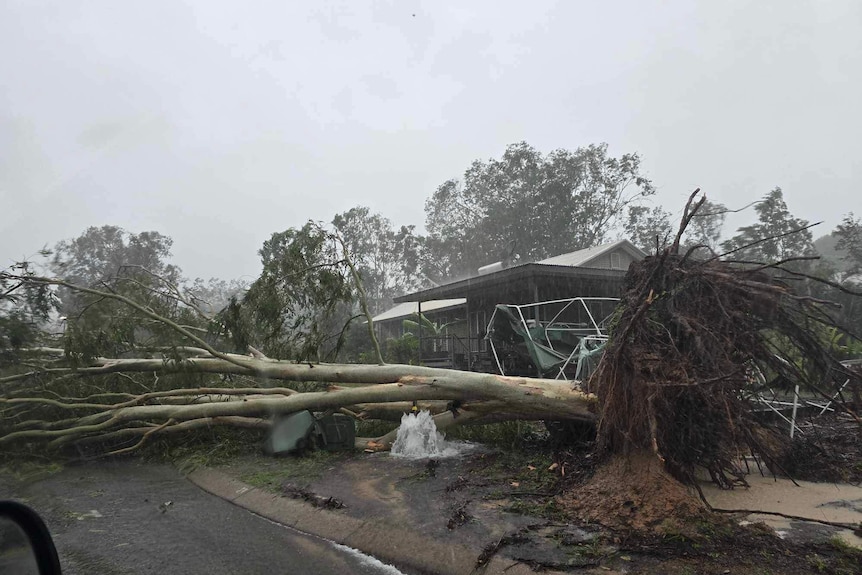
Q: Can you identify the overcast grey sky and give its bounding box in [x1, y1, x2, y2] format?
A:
[2, 0, 859, 281]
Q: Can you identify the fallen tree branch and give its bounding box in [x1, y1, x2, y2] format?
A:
[710, 507, 860, 531]
[103, 418, 177, 457]
[1, 274, 253, 372]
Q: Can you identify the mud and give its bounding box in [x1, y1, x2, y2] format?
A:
[217, 448, 603, 570]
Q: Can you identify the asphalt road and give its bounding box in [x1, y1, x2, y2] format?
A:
[0, 461, 407, 575]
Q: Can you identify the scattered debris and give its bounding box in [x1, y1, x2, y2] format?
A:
[72, 509, 103, 520]
[777, 412, 862, 484]
[444, 475, 469, 493]
[280, 483, 345, 510]
[446, 501, 471, 530]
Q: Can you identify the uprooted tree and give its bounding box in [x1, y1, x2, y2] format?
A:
[1, 192, 860, 531]
[563, 191, 861, 530]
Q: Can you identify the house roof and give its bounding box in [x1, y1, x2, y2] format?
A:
[371, 298, 467, 323]
[394, 239, 645, 303]
[537, 239, 645, 266]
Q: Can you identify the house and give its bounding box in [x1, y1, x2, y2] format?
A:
[371, 298, 467, 342]
[375, 239, 646, 371]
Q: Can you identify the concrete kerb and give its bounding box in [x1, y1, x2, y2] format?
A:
[186, 467, 550, 575]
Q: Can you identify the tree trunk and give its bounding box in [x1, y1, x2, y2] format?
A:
[0, 356, 596, 453]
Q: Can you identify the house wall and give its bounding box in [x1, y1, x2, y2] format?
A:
[585, 248, 638, 270]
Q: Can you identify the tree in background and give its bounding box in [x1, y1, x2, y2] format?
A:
[46, 226, 202, 360]
[220, 221, 383, 363]
[332, 207, 423, 315]
[684, 199, 728, 252]
[621, 198, 728, 255]
[721, 188, 815, 264]
[423, 142, 656, 280]
[834, 213, 862, 279]
[187, 277, 249, 318]
[50, 226, 180, 313]
[623, 205, 673, 254]
[721, 194, 862, 363]
[221, 223, 353, 361]
[827, 213, 862, 357]
[0, 259, 58, 359]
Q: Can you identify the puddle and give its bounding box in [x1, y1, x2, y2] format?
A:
[701, 472, 862, 548]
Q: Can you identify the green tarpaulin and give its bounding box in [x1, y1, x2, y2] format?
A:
[490, 304, 606, 379]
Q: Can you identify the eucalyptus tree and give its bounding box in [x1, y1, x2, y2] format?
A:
[423, 142, 656, 279]
[623, 198, 729, 256]
[835, 213, 862, 279]
[42, 226, 208, 361]
[332, 206, 422, 315]
[219, 220, 383, 364]
[721, 187, 815, 264]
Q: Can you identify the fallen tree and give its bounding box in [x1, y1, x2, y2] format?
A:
[0, 258, 588, 456]
[0, 342, 596, 455]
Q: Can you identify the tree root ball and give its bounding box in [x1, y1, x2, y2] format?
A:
[557, 451, 708, 533]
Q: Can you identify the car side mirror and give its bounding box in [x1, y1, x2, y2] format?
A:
[0, 501, 62, 575]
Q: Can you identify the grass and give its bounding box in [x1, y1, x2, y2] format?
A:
[237, 450, 350, 490]
[561, 538, 611, 565]
[827, 535, 857, 553]
[825, 536, 862, 575]
[0, 460, 64, 483]
[355, 419, 397, 438]
[504, 496, 566, 520]
[141, 427, 265, 473]
[807, 553, 829, 573]
[465, 439, 563, 520]
[473, 449, 559, 491]
[445, 420, 548, 450]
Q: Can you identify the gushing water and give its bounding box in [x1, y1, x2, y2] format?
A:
[390, 410, 472, 459]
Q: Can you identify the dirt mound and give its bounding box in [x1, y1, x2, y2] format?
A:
[557, 451, 708, 533]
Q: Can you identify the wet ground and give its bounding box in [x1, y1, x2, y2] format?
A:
[217, 446, 607, 570]
[216, 444, 862, 574]
[0, 460, 411, 574]
[2, 429, 860, 574]
[701, 471, 862, 547]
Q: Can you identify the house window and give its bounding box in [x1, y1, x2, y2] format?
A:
[610, 252, 621, 269]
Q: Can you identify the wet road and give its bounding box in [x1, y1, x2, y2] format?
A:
[0, 461, 406, 574]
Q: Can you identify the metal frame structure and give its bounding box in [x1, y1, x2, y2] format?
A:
[486, 297, 618, 381]
[754, 378, 852, 437]
[750, 357, 857, 437]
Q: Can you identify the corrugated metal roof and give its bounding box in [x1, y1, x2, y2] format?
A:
[392, 240, 645, 303]
[536, 239, 643, 267]
[371, 298, 466, 323]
